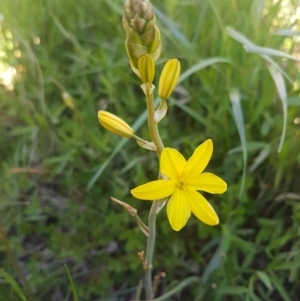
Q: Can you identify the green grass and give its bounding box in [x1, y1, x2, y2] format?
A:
[1, 0, 300, 300]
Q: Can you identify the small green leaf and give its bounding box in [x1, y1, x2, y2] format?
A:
[256, 271, 272, 290]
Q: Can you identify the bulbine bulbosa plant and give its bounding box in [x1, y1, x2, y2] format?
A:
[98, 0, 227, 299]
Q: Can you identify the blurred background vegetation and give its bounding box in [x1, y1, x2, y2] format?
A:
[0, 0, 300, 300]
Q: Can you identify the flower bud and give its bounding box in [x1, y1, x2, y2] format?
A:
[62, 92, 75, 110]
[98, 110, 134, 138]
[138, 54, 155, 84]
[158, 59, 181, 100]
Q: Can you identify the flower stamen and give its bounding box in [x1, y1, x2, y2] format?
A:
[177, 171, 187, 189]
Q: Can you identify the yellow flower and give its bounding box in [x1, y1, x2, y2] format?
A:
[98, 110, 134, 138]
[131, 139, 227, 231]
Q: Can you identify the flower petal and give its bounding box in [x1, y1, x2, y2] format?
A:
[185, 189, 219, 225]
[166, 188, 191, 231]
[131, 180, 175, 200]
[184, 139, 213, 179]
[185, 172, 227, 194]
[160, 147, 186, 181]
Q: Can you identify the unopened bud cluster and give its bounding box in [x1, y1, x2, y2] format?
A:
[122, 0, 181, 100]
[123, 0, 161, 75]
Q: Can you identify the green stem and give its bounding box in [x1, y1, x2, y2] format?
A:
[146, 93, 164, 155]
[144, 92, 165, 299]
[145, 201, 160, 299]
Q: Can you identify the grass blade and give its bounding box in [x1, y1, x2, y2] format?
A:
[244, 45, 300, 61]
[170, 99, 206, 126]
[271, 29, 300, 36]
[255, 271, 272, 291]
[267, 65, 287, 153]
[226, 26, 295, 83]
[0, 269, 27, 301]
[226, 26, 254, 46]
[260, 54, 293, 84]
[150, 276, 200, 301]
[178, 57, 231, 84]
[269, 271, 292, 301]
[229, 89, 247, 197]
[49, 11, 84, 53]
[154, 7, 192, 50]
[65, 265, 78, 301]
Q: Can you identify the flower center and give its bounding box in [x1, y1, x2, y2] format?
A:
[177, 171, 187, 189]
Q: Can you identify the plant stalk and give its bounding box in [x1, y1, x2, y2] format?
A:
[146, 93, 164, 156]
[144, 92, 164, 299]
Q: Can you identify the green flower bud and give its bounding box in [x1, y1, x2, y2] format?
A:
[158, 59, 181, 100]
[98, 111, 134, 138]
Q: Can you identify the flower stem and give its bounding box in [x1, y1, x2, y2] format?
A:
[144, 92, 165, 299]
[146, 93, 164, 155]
[145, 201, 160, 299]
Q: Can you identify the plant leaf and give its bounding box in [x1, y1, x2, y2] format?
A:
[269, 271, 292, 301]
[272, 29, 300, 36]
[226, 26, 295, 83]
[178, 57, 231, 84]
[267, 64, 287, 153]
[0, 269, 27, 301]
[244, 45, 300, 61]
[229, 89, 247, 197]
[65, 265, 78, 301]
[256, 271, 272, 290]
